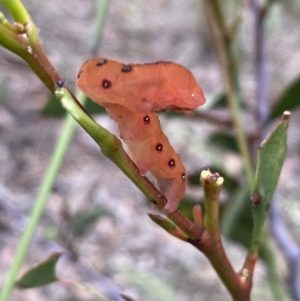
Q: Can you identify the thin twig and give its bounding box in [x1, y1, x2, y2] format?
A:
[193, 170, 251, 301]
[204, 0, 254, 187]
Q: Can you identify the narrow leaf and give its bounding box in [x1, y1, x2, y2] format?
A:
[250, 111, 290, 255]
[16, 252, 61, 288]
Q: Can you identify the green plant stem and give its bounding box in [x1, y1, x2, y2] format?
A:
[0, 0, 31, 23]
[0, 11, 20, 33]
[0, 23, 28, 54]
[202, 171, 223, 240]
[0, 1, 63, 91]
[205, 0, 254, 188]
[0, 22, 60, 92]
[199, 170, 251, 301]
[209, 0, 228, 39]
[0, 113, 78, 301]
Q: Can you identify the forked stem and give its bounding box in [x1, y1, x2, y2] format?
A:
[190, 170, 252, 301]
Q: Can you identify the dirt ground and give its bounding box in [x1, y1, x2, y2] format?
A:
[0, 1, 300, 301]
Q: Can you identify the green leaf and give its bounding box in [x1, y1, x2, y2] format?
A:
[271, 77, 300, 120]
[16, 252, 61, 288]
[250, 111, 289, 255]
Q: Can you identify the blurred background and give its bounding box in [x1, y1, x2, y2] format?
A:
[0, 0, 300, 300]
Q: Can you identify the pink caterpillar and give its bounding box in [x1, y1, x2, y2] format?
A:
[76, 58, 205, 214]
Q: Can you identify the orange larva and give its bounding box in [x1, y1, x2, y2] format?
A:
[76, 58, 206, 214]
